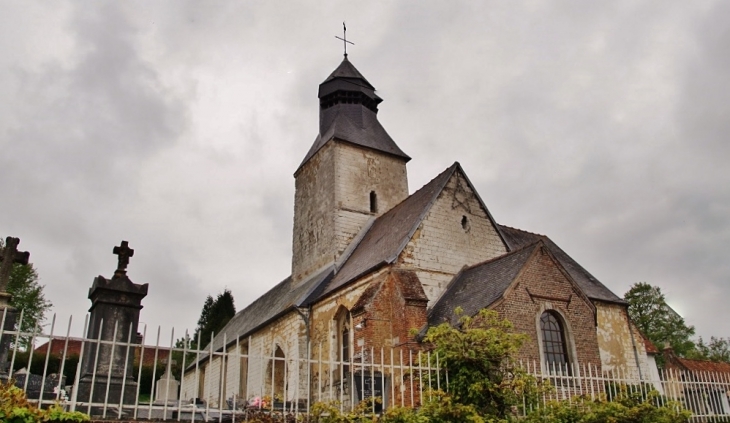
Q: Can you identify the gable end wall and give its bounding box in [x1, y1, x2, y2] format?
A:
[493, 249, 602, 368]
[397, 172, 507, 304]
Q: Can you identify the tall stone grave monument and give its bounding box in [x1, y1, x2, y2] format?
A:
[76, 241, 148, 406]
[0, 236, 30, 381]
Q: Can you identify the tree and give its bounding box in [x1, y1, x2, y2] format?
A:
[423, 308, 540, 419]
[0, 238, 53, 349]
[624, 282, 696, 357]
[192, 289, 236, 349]
[689, 337, 730, 363]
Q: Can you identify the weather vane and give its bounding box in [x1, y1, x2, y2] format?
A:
[335, 22, 354, 58]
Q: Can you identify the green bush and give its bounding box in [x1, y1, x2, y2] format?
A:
[421, 309, 542, 419]
[0, 380, 89, 422]
[522, 388, 691, 423]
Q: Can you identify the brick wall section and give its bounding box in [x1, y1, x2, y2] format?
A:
[493, 247, 602, 369]
[596, 302, 651, 379]
[398, 170, 507, 305]
[348, 269, 428, 408]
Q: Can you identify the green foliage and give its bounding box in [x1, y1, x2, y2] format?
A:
[193, 289, 236, 348]
[624, 282, 696, 357]
[422, 308, 538, 419]
[415, 390, 487, 423]
[309, 399, 381, 422]
[522, 387, 690, 423]
[308, 393, 493, 423]
[0, 380, 89, 422]
[0, 238, 53, 350]
[688, 336, 730, 363]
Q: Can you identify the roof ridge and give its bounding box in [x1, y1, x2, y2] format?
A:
[461, 240, 542, 273]
[498, 224, 547, 238]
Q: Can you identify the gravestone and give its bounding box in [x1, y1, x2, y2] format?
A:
[154, 369, 180, 404]
[13, 369, 66, 400]
[0, 236, 29, 381]
[354, 371, 388, 412]
[76, 241, 148, 408]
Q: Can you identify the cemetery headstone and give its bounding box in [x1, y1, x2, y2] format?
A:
[76, 241, 148, 408]
[13, 369, 67, 400]
[154, 368, 180, 404]
[354, 371, 388, 413]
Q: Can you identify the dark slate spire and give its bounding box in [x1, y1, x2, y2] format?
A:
[297, 57, 410, 172]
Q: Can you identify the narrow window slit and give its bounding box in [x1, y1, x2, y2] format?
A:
[370, 191, 378, 213]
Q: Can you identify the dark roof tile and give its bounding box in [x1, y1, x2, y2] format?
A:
[428, 243, 538, 327]
[203, 266, 334, 355]
[498, 225, 624, 304]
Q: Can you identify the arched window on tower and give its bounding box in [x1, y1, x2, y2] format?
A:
[540, 311, 571, 375]
[370, 191, 378, 213]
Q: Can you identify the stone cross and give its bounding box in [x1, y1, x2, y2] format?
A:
[112, 240, 134, 275]
[335, 22, 354, 58]
[0, 237, 30, 293]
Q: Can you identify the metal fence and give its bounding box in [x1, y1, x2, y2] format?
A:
[1, 313, 729, 422]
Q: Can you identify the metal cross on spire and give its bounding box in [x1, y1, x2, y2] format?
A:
[335, 22, 354, 58]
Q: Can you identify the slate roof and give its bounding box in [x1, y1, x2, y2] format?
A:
[428, 242, 539, 327]
[197, 266, 334, 363]
[297, 57, 410, 172]
[498, 225, 625, 304]
[322, 57, 373, 86]
[299, 106, 410, 170]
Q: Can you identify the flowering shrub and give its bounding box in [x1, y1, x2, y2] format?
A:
[0, 380, 89, 423]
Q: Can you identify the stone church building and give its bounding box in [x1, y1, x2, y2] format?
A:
[181, 56, 653, 407]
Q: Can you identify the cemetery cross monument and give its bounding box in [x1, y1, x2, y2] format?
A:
[0, 236, 30, 380]
[76, 240, 148, 409]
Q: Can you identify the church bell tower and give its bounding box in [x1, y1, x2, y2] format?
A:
[292, 56, 410, 283]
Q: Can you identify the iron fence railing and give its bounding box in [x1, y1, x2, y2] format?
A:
[1, 312, 728, 422]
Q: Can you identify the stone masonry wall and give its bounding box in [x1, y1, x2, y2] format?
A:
[398, 170, 507, 304]
[333, 142, 408, 258]
[493, 247, 602, 370]
[245, 311, 307, 403]
[293, 142, 408, 284]
[293, 142, 336, 283]
[596, 302, 651, 379]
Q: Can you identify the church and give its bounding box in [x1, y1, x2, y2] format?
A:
[180, 54, 653, 408]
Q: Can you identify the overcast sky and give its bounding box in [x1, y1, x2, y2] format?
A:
[1, 1, 727, 343]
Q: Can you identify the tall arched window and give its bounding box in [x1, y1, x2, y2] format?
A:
[335, 307, 351, 377]
[266, 345, 286, 400]
[540, 311, 571, 373]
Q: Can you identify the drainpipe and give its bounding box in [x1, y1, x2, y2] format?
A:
[627, 317, 644, 381]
